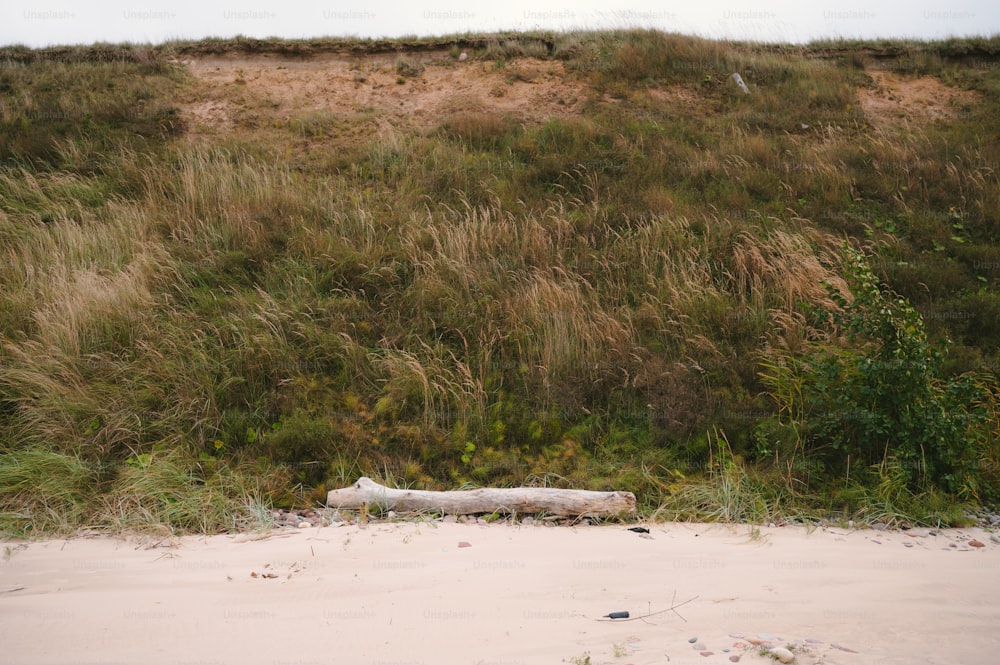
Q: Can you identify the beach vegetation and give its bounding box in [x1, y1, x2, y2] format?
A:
[1, 31, 999, 535]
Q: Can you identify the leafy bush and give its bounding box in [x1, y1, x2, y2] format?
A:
[760, 247, 999, 499]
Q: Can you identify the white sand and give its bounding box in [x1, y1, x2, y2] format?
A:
[2, 522, 999, 665]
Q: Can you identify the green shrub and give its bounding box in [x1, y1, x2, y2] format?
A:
[760, 247, 999, 498]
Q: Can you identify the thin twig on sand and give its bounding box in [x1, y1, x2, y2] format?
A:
[595, 590, 698, 624]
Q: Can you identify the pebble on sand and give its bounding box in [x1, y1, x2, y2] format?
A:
[770, 647, 795, 663]
[729, 656, 741, 663]
[688, 637, 698, 643]
[968, 539, 985, 548]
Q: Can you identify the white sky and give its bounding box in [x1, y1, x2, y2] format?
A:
[1, 0, 997, 48]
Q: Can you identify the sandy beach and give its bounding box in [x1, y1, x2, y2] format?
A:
[2, 521, 999, 665]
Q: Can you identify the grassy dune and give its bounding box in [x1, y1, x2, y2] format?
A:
[2, 31, 999, 535]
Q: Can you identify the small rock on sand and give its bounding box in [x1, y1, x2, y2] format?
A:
[729, 656, 741, 663]
[693, 643, 707, 650]
[969, 539, 985, 548]
[770, 647, 795, 663]
[700, 652, 713, 658]
[689, 637, 698, 643]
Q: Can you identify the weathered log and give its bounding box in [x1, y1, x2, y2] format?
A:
[326, 477, 636, 517]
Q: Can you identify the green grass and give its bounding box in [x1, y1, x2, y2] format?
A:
[1, 30, 998, 536]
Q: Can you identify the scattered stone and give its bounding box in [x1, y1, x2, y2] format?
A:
[700, 652, 714, 658]
[386, 510, 397, 519]
[689, 637, 698, 643]
[458, 541, 472, 548]
[903, 541, 913, 548]
[949, 542, 958, 548]
[969, 539, 985, 548]
[442, 514, 457, 523]
[693, 643, 707, 650]
[458, 52, 468, 61]
[872, 522, 887, 531]
[731, 72, 751, 94]
[871, 539, 882, 545]
[729, 656, 741, 663]
[521, 517, 534, 526]
[929, 529, 938, 536]
[733, 642, 747, 649]
[990, 535, 1000, 545]
[729, 633, 745, 639]
[770, 647, 795, 663]
[297, 521, 311, 528]
[757, 632, 773, 640]
[990, 515, 1000, 526]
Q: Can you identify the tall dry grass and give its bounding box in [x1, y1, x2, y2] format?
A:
[3, 32, 999, 533]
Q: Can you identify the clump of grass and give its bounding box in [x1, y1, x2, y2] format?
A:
[655, 430, 786, 523]
[98, 449, 287, 533]
[0, 450, 97, 537]
[395, 57, 424, 78]
[437, 111, 520, 150]
[0, 59, 184, 168]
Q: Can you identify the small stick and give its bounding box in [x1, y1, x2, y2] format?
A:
[595, 592, 698, 623]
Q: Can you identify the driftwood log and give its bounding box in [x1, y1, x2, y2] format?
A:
[326, 477, 636, 517]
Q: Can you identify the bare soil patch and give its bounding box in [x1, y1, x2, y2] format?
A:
[175, 52, 589, 136]
[858, 70, 980, 123]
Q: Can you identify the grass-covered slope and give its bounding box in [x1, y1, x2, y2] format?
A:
[1, 31, 998, 535]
